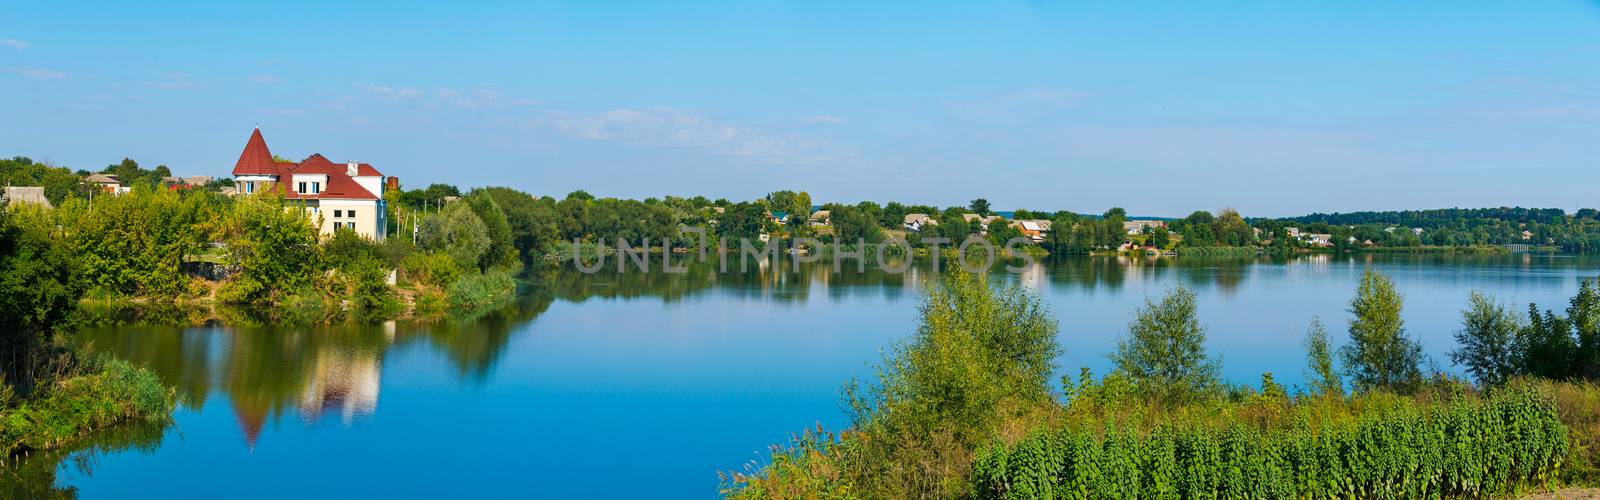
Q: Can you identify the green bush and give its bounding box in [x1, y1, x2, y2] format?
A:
[971, 387, 1568, 499]
[446, 270, 516, 311]
[402, 252, 462, 289]
[0, 357, 175, 455]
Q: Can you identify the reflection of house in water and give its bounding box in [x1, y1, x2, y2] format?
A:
[1018, 260, 1046, 290]
[298, 352, 382, 425]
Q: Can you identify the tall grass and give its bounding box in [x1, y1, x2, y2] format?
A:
[972, 386, 1567, 499]
[1, 356, 175, 457]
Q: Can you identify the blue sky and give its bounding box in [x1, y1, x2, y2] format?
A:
[2, 1, 1597, 216]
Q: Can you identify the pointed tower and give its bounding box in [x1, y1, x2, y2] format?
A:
[231, 128, 279, 176]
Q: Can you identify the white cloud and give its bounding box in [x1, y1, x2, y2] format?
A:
[804, 114, 845, 125]
[547, 106, 833, 163]
[354, 82, 424, 101]
[249, 74, 280, 85]
[0, 39, 27, 50]
[148, 72, 200, 89]
[5, 67, 67, 80]
[352, 82, 538, 111]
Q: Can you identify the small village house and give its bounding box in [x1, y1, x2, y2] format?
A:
[3, 186, 52, 209]
[1013, 220, 1047, 242]
[230, 128, 389, 240]
[84, 173, 129, 195]
[808, 210, 831, 227]
[1122, 219, 1166, 235]
[903, 213, 936, 232]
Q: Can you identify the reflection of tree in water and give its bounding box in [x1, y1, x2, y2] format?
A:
[545, 258, 927, 305]
[1, 420, 168, 499]
[1038, 256, 1259, 294]
[395, 285, 554, 382]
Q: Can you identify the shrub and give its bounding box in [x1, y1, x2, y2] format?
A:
[1110, 284, 1220, 404]
[1342, 269, 1424, 393]
[972, 387, 1569, 499]
[446, 270, 516, 311]
[0, 357, 175, 455]
[402, 252, 462, 289]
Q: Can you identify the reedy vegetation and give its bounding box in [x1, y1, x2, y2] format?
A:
[725, 269, 1600, 498]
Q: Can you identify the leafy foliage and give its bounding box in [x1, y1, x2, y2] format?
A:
[1341, 269, 1425, 393]
[1303, 318, 1343, 397]
[218, 193, 322, 306]
[971, 387, 1569, 499]
[1110, 284, 1221, 404]
[1451, 291, 1523, 387]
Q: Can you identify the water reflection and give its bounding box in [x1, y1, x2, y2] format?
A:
[14, 253, 1600, 497]
[62, 253, 1600, 448]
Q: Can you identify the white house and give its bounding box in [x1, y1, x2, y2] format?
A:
[1122, 219, 1166, 235]
[230, 128, 389, 240]
[904, 213, 936, 232]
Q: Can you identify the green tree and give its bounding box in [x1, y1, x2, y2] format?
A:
[219, 194, 322, 306]
[828, 205, 881, 244]
[969, 198, 991, 216]
[1149, 225, 1171, 248]
[465, 191, 517, 270]
[1179, 210, 1216, 246]
[1450, 291, 1523, 387]
[1567, 279, 1600, 380]
[1340, 269, 1424, 393]
[1213, 208, 1252, 246]
[1302, 318, 1342, 397]
[0, 206, 83, 391]
[1110, 284, 1220, 403]
[1518, 305, 1576, 379]
[480, 187, 559, 265]
[843, 268, 1059, 495]
[418, 202, 491, 273]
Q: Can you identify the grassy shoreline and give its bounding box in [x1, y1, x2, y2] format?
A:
[1, 357, 175, 460]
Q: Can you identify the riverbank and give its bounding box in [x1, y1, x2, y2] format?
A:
[723, 268, 1600, 498]
[1, 356, 174, 460]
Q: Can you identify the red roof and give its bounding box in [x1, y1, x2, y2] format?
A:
[232, 128, 278, 176]
[230, 129, 385, 201]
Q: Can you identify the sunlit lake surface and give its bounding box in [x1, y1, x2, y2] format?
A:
[10, 253, 1600, 498]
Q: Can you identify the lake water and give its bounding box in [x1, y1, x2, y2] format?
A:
[11, 253, 1600, 498]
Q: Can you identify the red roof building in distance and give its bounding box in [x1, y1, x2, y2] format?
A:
[229, 128, 390, 240]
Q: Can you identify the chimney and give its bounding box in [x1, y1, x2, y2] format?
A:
[346, 161, 358, 176]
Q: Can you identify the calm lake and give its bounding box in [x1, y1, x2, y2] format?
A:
[10, 253, 1600, 498]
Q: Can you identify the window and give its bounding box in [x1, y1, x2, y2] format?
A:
[312, 182, 321, 194]
[297, 181, 307, 193]
[348, 210, 357, 218]
[309, 207, 318, 214]
[334, 210, 343, 218]
[245, 181, 254, 194]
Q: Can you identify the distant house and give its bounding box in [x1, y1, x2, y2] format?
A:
[162, 175, 214, 186]
[1123, 219, 1167, 235]
[1030, 219, 1054, 232]
[1286, 227, 1301, 239]
[84, 173, 129, 195]
[229, 128, 390, 240]
[962, 213, 1003, 226]
[809, 210, 831, 226]
[1303, 233, 1333, 247]
[903, 213, 936, 232]
[1412, 227, 1424, 236]
[1013, 220, 1047, 242]
[768, 210, 790, 225]
[1522, 230, 1534, 241]
[3, 186, 52, 209]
